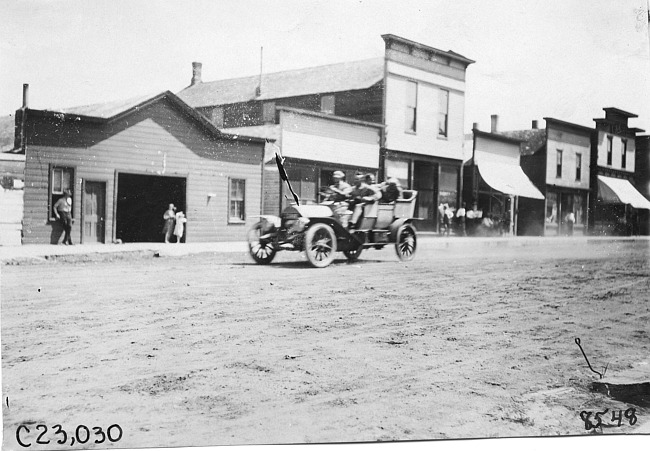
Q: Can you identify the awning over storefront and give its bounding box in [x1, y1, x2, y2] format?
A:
[477, 161, 544, 199]
[597, 175, 650, 209]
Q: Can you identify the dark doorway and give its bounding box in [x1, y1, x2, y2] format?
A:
[116, 173, 186, 243]
[413, 161, 437, 231]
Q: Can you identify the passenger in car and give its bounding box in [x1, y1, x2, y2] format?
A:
[328, 170, 352, 202]
[349, 173, 382, 229]
[379, 177, 403, 203]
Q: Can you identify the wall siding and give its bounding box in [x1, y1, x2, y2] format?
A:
[22, 100, 262, 244]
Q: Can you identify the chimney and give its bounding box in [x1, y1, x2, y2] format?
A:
[490, 114, 498, 133]
[191, 62, 202, 85]
[532, 120, 538, 129]
[472, 122, 479, 131]
[22, 83, 29, 108]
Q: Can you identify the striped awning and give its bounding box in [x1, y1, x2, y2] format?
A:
[597, 175, 650, 209]
[477, 161, 544, 199]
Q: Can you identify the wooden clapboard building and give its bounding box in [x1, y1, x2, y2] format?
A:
[17, 89, 265, 244]
[178, 34, 474, 231]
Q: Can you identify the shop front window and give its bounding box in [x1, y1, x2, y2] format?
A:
[574, 193, 585, 225]
[385, 159, 409, 189]
[438, 165, 458, 206]
[546, 192, 558, 224]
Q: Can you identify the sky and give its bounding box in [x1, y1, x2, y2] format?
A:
[1, 0, 649, 134]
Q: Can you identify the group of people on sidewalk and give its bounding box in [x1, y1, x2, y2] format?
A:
[162, 203, 187, 243]
[320, 171, 403, 229]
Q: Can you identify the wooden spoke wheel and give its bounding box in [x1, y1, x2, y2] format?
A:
[248, 222, 277, 265]
[304, 223, 337, 268]
[395, 224, 417, 261]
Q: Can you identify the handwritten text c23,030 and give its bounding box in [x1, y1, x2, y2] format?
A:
[16, 424, 123, 447]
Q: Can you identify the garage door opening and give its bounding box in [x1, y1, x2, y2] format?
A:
[116, 173, 186, 243]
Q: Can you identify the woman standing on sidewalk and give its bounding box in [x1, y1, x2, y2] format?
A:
[162, 203, 176, 243]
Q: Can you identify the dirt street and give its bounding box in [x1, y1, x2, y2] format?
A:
[2, 240, 649, 448]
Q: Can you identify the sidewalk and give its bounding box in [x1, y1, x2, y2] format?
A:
[1, 235, 647, 263]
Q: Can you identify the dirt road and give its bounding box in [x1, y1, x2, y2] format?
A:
[2, 240, 649, 448]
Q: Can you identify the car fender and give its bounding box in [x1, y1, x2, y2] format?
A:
[306, 217, 349, 236]
[389, 218, 415, 241]
[252, 215, 281, 231]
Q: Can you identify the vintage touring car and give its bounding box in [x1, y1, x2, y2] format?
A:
[247, 191, 418, 268]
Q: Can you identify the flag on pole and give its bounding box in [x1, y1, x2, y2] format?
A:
[275, 152, 300, 206]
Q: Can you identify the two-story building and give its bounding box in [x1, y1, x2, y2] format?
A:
[590, 108, 649, 235]
[178, 34, 474, 231]
[503, 118, 593, 236]
[462, 123, 544, 236]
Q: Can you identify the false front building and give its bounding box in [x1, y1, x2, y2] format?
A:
[178, 34, 474, 231]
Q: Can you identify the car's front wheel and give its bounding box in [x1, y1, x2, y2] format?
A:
[304, 223, 337, 268]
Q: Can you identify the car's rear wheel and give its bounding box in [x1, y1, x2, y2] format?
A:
[304, 223, 337, 268]
[395, 224, 416, 261]
[248, 222, 277, 264]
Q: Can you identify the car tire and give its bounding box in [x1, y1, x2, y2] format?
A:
[304, 223, 337, 268]
[395, 224, 416, 261]
[248, 222, 277, 264]
[343, 246, 363, 262]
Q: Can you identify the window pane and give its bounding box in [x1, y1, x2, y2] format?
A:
[405, 81, 417, 107]
[439, 166, 458, 206]
[574, 194, 585, 225]
[320, 95, 335, 114]
[576, 154, 582, 180]
[52, 169, 62, 193]
[62, 169, 72, 190]
[546, 192, 558, 223]
[438, 112, 448, 136]
[385, 159, 409, 188]
[262, 102, 276, 123]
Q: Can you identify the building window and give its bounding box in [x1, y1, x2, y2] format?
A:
[575, 153, 582, 181]
[574, 193, 585, 225]
[546, 192, 558, 224]
[556, 149, 563, 178]
[438, 89, 449, 137]
[229, 178, 246, 223]
[621, 139, 627, 169]
[50, 166, 74, 219]
[262, 102, 276, 123]
[385, 159, 410, 189]
[607, 136, 613, 165]
[211, 107, 224, 127]
[320, 95, 335, 114]
[405, 81, 417, 132]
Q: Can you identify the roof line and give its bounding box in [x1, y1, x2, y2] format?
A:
[381, 33, 475, 64]
[474, 129, 524, 144]
[543, 117, 593, 134]
[277, 106, 385, 128]
[21, 92, 267, 144]
[188, 56, 385, 89]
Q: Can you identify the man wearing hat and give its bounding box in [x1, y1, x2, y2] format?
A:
[53, 189, 74, 245]
[328, 171, 352, 202]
